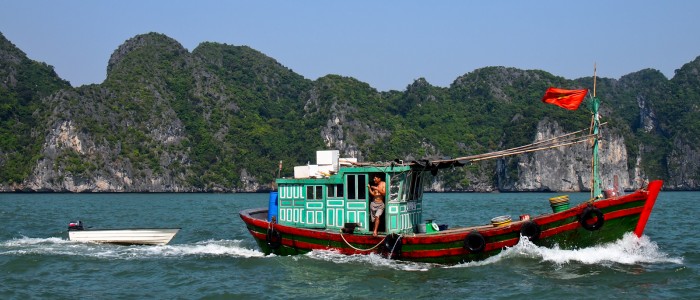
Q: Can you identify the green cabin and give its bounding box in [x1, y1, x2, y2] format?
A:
[274, 151, 428, 235]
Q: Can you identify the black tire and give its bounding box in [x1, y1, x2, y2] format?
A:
[383, 233, 402, 259]
[266, 228, 282, 249]
[520, 221, 541, 241]
[464, 231, 486, 253]
[579, 206, 605, 231]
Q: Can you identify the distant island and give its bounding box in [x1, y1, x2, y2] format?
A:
[1, 31, 699, 192]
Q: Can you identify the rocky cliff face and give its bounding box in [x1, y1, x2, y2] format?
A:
[497, 119, 634, 192]
[665, 137, 700, 190]
[24, 88, 193, 192]
[17, 34, 196, 192]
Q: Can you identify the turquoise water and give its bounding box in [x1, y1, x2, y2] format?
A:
[0, 192, 697, 299]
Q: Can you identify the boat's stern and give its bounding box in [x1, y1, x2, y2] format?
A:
[239, 208, 276, 254]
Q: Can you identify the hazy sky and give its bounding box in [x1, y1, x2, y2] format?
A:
[1, 1, 699, 91]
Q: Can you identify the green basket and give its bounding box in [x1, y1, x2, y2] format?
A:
[551, 202, 570, 213]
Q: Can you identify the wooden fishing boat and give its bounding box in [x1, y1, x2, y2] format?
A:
[67, 221, 180, 245]
[239, 83, 663, 264]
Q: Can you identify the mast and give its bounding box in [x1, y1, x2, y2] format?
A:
[590, 64, 602, 199]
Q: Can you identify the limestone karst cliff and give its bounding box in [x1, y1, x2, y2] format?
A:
[1, 32, 699, 192]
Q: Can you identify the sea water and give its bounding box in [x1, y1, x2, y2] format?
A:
[0, 192, 697, 299]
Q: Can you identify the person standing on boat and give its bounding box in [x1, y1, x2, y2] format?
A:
[368, 174, 386, 236]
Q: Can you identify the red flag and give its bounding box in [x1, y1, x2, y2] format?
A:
[541, 87, 588, 110]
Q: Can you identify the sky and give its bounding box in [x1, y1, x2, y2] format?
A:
[1, 1, 699, 91]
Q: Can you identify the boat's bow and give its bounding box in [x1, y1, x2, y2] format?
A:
[634, 180, 663, 237]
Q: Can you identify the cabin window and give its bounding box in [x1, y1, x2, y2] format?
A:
[410, 172, 424, 200]
[306, 185, 324, 200]
[389, 173, 404, 203]
[327, 184, 344, 198]
[403, 171, 425, 201]
[346, 174, 367, 200]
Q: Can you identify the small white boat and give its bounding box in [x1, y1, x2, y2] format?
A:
[67, 221, 180, 245]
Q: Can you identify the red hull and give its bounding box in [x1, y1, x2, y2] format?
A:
[240, 180, 663, 264]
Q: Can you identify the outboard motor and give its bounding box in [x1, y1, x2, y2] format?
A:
[68, 220, 84, 231]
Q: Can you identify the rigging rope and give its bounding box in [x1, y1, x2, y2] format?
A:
[347, 123, 608, 169]
[339, 231, 387, 252]
[432, 123, 607, 165]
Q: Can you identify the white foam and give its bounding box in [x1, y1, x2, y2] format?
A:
[452, 232, 683, 268]
[305, 250, 432, 271]
[1, 236, 71, 246]
[2, 233, 682, 268]
[306, 232, 682, 270]
[123, 240, 266, 258]
[1, 236, 266, 259]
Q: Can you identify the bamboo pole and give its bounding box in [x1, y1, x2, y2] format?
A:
[590, 63, 598, 199]
[593, 62, 597, 97]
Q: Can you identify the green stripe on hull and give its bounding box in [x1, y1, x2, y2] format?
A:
[537, 215, 641, 249]
[601, 200, 646, 214]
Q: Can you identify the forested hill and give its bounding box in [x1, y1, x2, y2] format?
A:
[0, 32, 71, 185]
[1, 31, 699, 192]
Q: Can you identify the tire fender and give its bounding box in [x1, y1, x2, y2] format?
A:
[520, 221, 541, 241]
[464, 231, 486, 253]
[266, 228, 282, 249]
[579, 206, 605, 231]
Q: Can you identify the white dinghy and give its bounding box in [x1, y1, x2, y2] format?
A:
[67, 221, 180, 245]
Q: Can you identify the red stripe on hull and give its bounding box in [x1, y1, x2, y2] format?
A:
[401, 237, 521, 259]
[540, 221, 579, 239]
[539, 204, 643, 238]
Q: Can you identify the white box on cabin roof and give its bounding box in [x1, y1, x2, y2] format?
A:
[308, 164, 319, 178]
[318, 164, 335, 176]
[316, 150, 339, 171]
[294, 166, 309, 178]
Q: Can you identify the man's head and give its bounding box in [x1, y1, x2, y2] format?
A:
[373, 175, 382, 183]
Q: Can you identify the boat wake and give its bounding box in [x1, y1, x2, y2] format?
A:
[305, 250, 434, 271]
[0, 237, 265, 259]
[305, 232, 681, 271]
[4, 233, 679, 269]
[452, 232, 683, 268]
